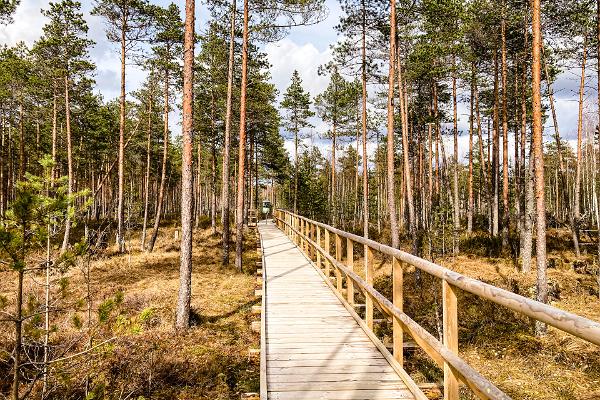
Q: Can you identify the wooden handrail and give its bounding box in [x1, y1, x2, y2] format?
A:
[276, 210, 600, 347]
[274, 209, 600, 400]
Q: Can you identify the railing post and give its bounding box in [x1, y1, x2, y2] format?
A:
[365, 245, 373, 330]
[300, 218, 304, 251]
[310, 223, 315, 260]
[346, 238, 354, 305]
[443, 280, 459, 400]
[324, 229, 330, 278]
[335, 233, 343, 292]
[393, 257, 403, 366]
[294, 216, 298, 244]
[316, 226, 321, 269]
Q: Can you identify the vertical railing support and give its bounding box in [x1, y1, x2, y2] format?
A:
[443, 280, 459, 400]
[365, 245, 374, 330]
[335, 233, 343, 292]
[310, 223, 315, 260]
[316, 226, 321, 269]
[300, 218, 305, 252]
[324, 229, 330, 278]
[346, 238, 354, 305]
[393, 257, 403, 366]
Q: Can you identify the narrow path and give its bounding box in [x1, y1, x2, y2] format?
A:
[259, 221, 416, 400]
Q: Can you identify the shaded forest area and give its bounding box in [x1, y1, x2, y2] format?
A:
[0, 0, 599, 398]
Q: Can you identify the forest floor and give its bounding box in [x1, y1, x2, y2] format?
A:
[0, 224, 261, 399]
[364, 228, 600, 400]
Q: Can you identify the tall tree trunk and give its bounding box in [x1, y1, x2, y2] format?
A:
[116, 17, 127, 253]
[468, 61, 475, 234]
[12, 269, 23, 400]
[387, 0, 399, 248]
[522, 142, 535, 273]
[501, 8, 510, 250]
[141, 89, 153, 251]
[294, 120, 298, 214]
[596, 0, 600, 264]
[492, 50, 500, 237]
[452, 56, 459, 255]
[147, 71, 170, 253]
[210, 90, 217, 235]
[532, 0, 548, 335]
[51, 84, 57, 181]
[235, 0, 249, 272]
[221, 0, 234, 265]
[398, 62, 416, 251]
[176, 0, 195, 331]
[361, 0, 368, 239]
[62, 73, 74, 252]
[574, 34, 587, 258]
[18, 99, 24, 181]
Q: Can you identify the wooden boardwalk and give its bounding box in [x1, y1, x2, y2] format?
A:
[259, 221, 416, 400]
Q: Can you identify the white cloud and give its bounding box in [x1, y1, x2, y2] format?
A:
[0, 0, 50, 46]
[265, 38, 332, 101]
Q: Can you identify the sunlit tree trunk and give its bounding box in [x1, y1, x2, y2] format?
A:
[116, 15, 127, 253]
[148, 71, 170, 253]
[61, 73, 73, 252]
[141, 90, 153, 250]
[574, 34, 588, 258]
[532, 0, 548, 335]
[235, 0, 249, 272]
[387, 0, 399, 248]
[501, 7, 510, 250]
[176, 0, 195, 331]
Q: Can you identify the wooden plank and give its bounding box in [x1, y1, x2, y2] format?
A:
[259, 221, 419, 400]
[268, 390, 414, 400]
[267, 366, 396, 375]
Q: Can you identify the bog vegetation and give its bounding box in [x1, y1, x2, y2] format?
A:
[0, 0, 599, 398]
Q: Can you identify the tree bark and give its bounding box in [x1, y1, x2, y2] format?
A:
[492, 50, 500, 237]
[532, 0, 548, 335]
[61, 73, 73, 252]
[452, 56, 459, 254]
[141, 89, 153, 251]
[147, 71, 170, 253]
[235, 0, 249, 272]
[176, 0, 195, 331]
[574, 34, 587, 258]
[398, 62, 416, 252]
[501, 8, 510, 250]
[116, 14, 127, 253]
[387, 0, 399, 248]
[361, 0, 368, 239]
[12, 269, 23, 400]
[468, 62, 475, 234]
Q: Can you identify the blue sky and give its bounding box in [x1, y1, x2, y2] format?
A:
[0, 0, 592, 162]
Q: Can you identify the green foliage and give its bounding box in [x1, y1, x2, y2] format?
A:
[314, 69, 355, 139]
[281, 70, 314, 145]
[98, 298, 115, 323]
[0, 0, 20, 24]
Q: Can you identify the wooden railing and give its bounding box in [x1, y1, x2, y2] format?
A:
[273, 209, 600, 400]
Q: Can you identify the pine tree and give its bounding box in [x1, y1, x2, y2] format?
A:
[176, 0, 195, 331]
[281, 70, 314, 214]
[146, 3, 183, 253]
[37, 0, 95, 252]
[92, 0, 153, 253]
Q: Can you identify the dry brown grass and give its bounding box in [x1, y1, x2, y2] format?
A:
[0, 225, 260, 399]
[348, 231, 600, 400]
